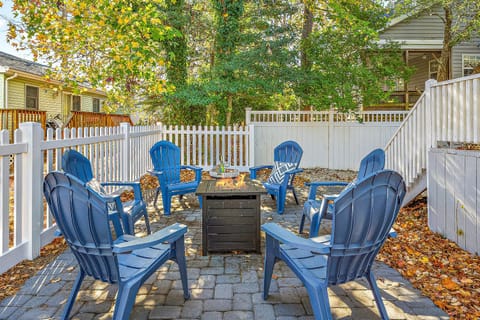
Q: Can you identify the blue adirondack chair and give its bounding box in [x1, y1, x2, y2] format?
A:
[263, 170, 406, 320]
[149, 140, 202, 215]
[62, 149, 151, 235]
[43, 171, 190, 320]
[249, 140, 303, 214]
[299, 148, 385, 235]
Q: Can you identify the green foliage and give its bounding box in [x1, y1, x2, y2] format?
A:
[9, 0, 412, 122]
[10, 0, 177, 111]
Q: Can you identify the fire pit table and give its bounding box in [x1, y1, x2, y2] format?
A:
[196, 175, 266, 255]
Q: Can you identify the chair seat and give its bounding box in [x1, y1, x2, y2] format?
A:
[168, 181, 199, 193]
[281, 244, 328, 282]
[115, 235, 170, 281]
[263, 182, 280, 192]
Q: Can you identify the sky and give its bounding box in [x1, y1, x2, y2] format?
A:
[0, 0, 33, 59]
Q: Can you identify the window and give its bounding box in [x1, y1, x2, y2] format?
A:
[72, 95, 81, 111]
[25, 86, 39, 109]
[463, 54, 480, 76]
[92, 98, 100, 112]
[429, 60, 439, 80]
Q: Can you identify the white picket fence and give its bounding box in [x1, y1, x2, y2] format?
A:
[0, 122, 251, 274]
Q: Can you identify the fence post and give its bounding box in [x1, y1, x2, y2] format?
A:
[328, 108, 335, 169]
[424, 79, 436, 149]
[120, 122, 130, 181]
[19, 122, 43, 260]
[248, 123, 255, 168]
[245, 108, 251, 125]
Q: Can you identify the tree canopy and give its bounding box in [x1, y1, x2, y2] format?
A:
[7, 0, 410, 124]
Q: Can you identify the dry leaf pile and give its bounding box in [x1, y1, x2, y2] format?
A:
[379, 196, 480, 319]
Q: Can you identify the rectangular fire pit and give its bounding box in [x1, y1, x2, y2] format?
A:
[196, 176, 266, 255]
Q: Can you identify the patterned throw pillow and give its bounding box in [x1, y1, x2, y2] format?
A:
[86, 178, 108, 196]
[267, 161, 297, 184]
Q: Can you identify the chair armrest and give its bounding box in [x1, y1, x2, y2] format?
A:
[305, 181, 349, 200]
[288, 168, 303, 175]
[101, 181, 143, 202]
[249, 165, 273, 179]
[113, 223, 187, 253]
[181, 165, 202, 182]
[148, 169, 167, 185]
[261, 223, 330, 254]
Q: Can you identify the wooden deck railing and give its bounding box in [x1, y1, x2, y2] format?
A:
[64, 111, 133, 128]
[0, 109, 46, 138]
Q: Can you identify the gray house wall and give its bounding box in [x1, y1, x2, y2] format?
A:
[380, 6, 480, 80]
[380, 9, 444, 41]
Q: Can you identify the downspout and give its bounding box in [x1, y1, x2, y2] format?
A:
[5, 72, 18, 109]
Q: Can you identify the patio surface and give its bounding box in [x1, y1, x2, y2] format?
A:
[0, 174, 449, 320]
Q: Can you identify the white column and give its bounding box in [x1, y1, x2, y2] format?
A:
[19, 122, 43, 260]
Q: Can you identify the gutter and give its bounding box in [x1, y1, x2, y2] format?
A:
[5, 72, 18, 109]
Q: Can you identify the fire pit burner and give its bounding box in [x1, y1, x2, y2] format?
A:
[196, 178, 266, 255]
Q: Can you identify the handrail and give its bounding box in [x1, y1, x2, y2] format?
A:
[384, 73, 480, 188]
[64, 111, 133, 128]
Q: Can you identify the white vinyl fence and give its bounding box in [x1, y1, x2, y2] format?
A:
[247, 109, 407, 170]
[0, 122, 249, 274]
[428, 148, 480, 255]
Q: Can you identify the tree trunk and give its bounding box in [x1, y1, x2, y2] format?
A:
[437, 6, 452, 82]
[226, 94, 233, 127]
[301, 4, 313, 71]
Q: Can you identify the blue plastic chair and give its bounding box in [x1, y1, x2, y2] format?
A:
[249, 140, 303, 214]
[62, 149, 151, 235]
[263, 170, 406, 320]
[149, 140, 202, 215]
[299, 148, 385, 235]
[43, 171, 190, 320]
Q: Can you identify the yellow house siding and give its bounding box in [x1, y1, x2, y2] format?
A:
[0, 74, 5, 108]
[7, 80, 25, 109]
[6, 78, 62, 117]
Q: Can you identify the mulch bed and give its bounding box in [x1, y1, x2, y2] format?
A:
[1, 172, 479, 319]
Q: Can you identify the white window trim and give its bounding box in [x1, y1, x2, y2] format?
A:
[72, 95, 81, 111]
[25, 85, 39, 110]
[462, 54, 480, 77]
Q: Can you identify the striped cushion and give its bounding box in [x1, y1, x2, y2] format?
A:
[267, 161, 296, 184]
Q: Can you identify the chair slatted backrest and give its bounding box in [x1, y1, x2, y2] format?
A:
[44, 172, 122, 283]
[273, 140, 303, 167]
[150, 141, 182, 184]
[62, 149, 94, 183]
[357, 148, 385, 180]
[328, 170, 405, 285]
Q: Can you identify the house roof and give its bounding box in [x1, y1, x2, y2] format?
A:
[0, 51, 48, 76]
[0, 51, 106, 96]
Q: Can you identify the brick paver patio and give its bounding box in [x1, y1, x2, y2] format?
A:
[0, 182, 449, 320]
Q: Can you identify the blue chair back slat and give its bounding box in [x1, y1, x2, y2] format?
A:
[274, 140, 303, 166]
[328, 170, 405, 285]
[62, 149, 94, 183]
[356, 148, 385, 180]
[44, 172, 121, 283]
[150, 141, 182, 184]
